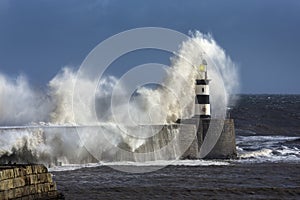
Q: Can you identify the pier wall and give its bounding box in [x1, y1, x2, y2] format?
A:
[121, 119, 237, 160]
[0, 164, 59, 200]
[0, 120, 236, 165]
[200, 119, 237, 159]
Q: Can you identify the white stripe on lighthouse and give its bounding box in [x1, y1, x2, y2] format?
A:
[195, 104, 211, 116]
[196, 85, 210, 95]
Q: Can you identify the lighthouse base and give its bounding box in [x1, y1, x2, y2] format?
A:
[176, 118, 237, 159]
[200, 119, 237, 159]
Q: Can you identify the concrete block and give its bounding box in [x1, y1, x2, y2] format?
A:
[36, 183, 46, 193]
[0, 179, 14, 191]
[0, 169, 15, 181]
[37, 173, 52, 183]
[0, 191, 8, 200]
[6, 189, 14, 199]
[13, 168, 24, 178]
[31, 165, 47, 174]
[22, 186, 30, 196]
[13, 177, 26, 188]
[0, 164, 58, 199]
[28, 185, 37, 194]
[27, 175, 37, 185]
[47, 190, 58, 198]
[13, 187, 24, 198]
[25, 166, 32, 175]
[30, 166, 37, 174]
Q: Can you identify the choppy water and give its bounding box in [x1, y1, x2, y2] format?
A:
[1, 29, 298, 199]
[1, 93, 299, 199]
[231, 94, 300, 136]
[52, 163, 299, 200]
[48, 95, 300, 199]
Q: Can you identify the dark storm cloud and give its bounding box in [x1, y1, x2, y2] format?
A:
[0, 0, 299, 93]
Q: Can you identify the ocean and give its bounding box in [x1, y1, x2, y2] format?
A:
[0, 32, 299, 199]
[46, 95, 300, 199]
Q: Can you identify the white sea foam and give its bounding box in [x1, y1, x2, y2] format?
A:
[239, 148, 273, 159]
[236, 135, 300, 163]
[49, 159, 230, 172]
[0, 31, 239, 165]
[100, 159, 230, 167]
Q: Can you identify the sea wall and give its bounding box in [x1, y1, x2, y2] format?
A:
[0, 164, 59, 200]
[0, 120, 236, 165]
[200, 119, 237, 159]
[113, 124, 198, 161]
[118, 119, 237, 160]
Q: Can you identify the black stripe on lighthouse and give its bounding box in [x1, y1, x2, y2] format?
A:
[195, 95, 210, 104]
[196, 80, 209, 85]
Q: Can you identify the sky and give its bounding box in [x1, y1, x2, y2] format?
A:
[0, 0, 299, 94]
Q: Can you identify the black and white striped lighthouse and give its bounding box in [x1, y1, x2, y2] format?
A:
[194, 59, 211, 118]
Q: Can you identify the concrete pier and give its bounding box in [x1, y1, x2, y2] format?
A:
[203, 119, 237, 159]
[0, 120, 237, 164]
[0, 164, 61, 200]
[118, 119, 237, 160]
[174, 118, 237, 159]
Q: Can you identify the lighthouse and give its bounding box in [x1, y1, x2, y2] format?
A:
[194, 59, 211, 118]
[175, 58, 236, 160]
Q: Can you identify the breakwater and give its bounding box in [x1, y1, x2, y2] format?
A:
[0, 164, 60, 200]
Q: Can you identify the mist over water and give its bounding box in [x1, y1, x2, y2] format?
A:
[0, 32, 239, 165]
[0, 74, 54, 125]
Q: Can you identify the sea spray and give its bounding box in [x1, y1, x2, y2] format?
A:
[129, 31, 239, 124]
[0, 74, 53, 125]
[0, 127, 98, 165]
[49, 68, 119, 125]
[0, 31, 239, 165]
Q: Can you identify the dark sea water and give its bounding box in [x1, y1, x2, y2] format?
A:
[50, 95, 300, 200]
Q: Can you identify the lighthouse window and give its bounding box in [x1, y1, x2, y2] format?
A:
[202, 88, 205, 93]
